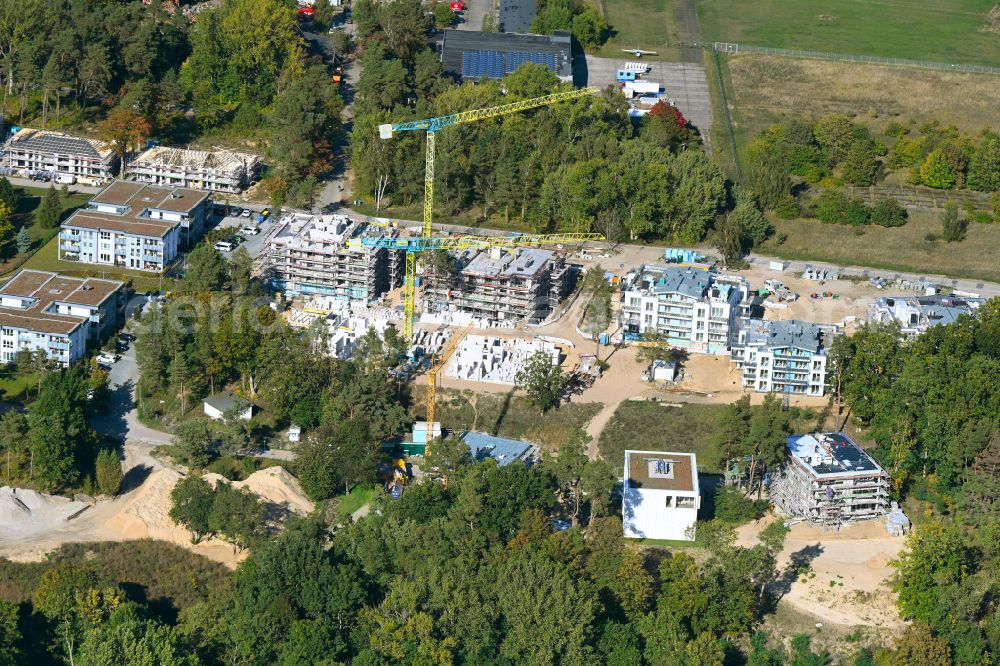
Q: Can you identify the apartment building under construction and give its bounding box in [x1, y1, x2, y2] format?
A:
[267, 214, 404, 302]
[426, 247, 575, 323]
[769, 432, 890, 529]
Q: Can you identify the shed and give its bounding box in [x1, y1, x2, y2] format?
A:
[650, 359, 678, 382]
[460, 431, 536, 466]
[203, 390, 255, 421]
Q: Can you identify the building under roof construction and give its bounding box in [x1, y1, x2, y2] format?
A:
[427, 247, 575, 324]
[769, 432, 890, 529]
[128, 145, 262, 193]
[869, 293, 985, 336]
[3, 128, 118, 184]
[267, 214, 404, 302]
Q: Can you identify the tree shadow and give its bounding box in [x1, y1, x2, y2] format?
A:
[490, 387, 516, 436]
[121, 463, 153, 493]
[769, 542, 825, 607]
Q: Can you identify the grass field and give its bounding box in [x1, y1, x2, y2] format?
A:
[723, 55, 1000, 152]
[0, 186, 91, 276]
[697, 0, 1000, 66]
[12, 234, 172, 293]
[595, 0, 683, 60]
[336, 483, 379, 519]
[765, 210, 1000, 283]
[420, 388, 601, 451]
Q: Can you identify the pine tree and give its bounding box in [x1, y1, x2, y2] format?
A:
[15, 227, 30, 254]
[35, 184, 62, 228]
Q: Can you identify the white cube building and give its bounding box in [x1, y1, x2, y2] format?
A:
[623, 450, 700, 541]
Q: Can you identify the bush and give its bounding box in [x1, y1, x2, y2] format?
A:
[941, 202, 966, 242]
[869, 199, 908, 227]
[845, 198, 870, 226]
[95, 449, 123, 496]
[773, 194, 801, 220]
[714, 486, 769, 524]
[885, 121, 909, 138]
[814, 190, 850, 224]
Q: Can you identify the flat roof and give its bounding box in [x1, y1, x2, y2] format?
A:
[0, 269, 124, 335]
[498, 0, 536, 33]
[787, 432, 884, 478]
[440, 30, 573, 79]
[625, 450, 698, 492]
[630, 264, 714, 299]
[462, 247, 557, 279]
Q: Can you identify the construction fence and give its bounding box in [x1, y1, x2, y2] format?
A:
[712, 42, 1000, 76]
[841, 184, 996, 211]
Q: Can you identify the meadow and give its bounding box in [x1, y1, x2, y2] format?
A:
[698, 0, 1000, 66]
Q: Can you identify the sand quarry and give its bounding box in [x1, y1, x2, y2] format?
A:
[0, 466, 314, 568]
[736, 515, 907, 629]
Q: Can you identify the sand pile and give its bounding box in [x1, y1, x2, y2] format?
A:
[0, 486, 90, 539]
[103, 469, 191, 544]
[201, 468, 313, 517]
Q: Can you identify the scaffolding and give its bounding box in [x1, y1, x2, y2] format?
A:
[769, 433, 891, 530]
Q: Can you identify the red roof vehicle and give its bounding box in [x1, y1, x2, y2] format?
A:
[450, 1, 466, 11]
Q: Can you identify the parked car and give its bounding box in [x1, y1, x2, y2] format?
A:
[96, 352, 119, 366]
[240, 209, 252, 218]
[230, 207, 242, 217]
[118, 332, 135, 343]
[214, 240, 236, 252]
[55, 174, 76, 185]
[450, 1, 465, 10]
[232, 234, 245, 243]
[240, 226, 260, 236]
[116, 341, 129, 353]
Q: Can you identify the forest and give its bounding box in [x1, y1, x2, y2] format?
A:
[0, 0, 342, 206]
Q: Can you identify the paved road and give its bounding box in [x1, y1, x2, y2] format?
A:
[456, 0, 488, 32]
[3, 175, 102, 195]
[91, 344, 173, 449]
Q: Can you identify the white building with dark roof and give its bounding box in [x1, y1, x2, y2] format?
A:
[619, 264, 751, 353]
[623, 450, 700, 541]
[128, 146, 262, 194]
[2, 128, 118, 184]
[869, 293, 985, 336]
[731, 319, 833, 397]
[769, 432, 890, 528]
[0, 270, 125, 365]
[59, 181, 210, 272]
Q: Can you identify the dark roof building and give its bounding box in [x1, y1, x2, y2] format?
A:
[440, 30, 573, 81]
[498, 0, 536, 33]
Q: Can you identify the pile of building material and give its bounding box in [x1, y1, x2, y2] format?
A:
[447, 334, 560, 384]
[419, 310, 517, 330]
[0, 487, 90, 539]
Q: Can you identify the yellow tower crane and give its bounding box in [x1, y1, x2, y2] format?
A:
[376, 87, 599, 340]
[361, 232, 605, 452]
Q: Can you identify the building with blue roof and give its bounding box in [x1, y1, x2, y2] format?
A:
[619, 264, 750, 353]
[460, 431, 537, 466]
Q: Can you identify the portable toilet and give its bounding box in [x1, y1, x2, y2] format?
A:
[616, 69, 637, 82]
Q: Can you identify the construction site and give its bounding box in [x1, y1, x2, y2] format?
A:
[128, 145, 262, 194]
[266, 213, 405, 302]
[768, 432, 892, 529]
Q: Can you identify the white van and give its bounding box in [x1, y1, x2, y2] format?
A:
[214, 240, 236, 252]
[55, 174, 76, 185]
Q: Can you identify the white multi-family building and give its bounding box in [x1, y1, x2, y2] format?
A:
[623, 450, 700, 541]
[619, 264, 750, 353]
[128, 146, 262, 194]
[59, 181, 210, 272]
[731, 319, 832, 397]
[2, 128, 118, 184]
[869, 293, 985, 337]
[0, 270, 125, 366]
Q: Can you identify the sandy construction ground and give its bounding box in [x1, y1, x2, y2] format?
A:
[0, 465, 314, 569]
[738, 516, 907, 629]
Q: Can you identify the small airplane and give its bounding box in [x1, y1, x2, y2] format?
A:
[622, 48, 658, 57]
